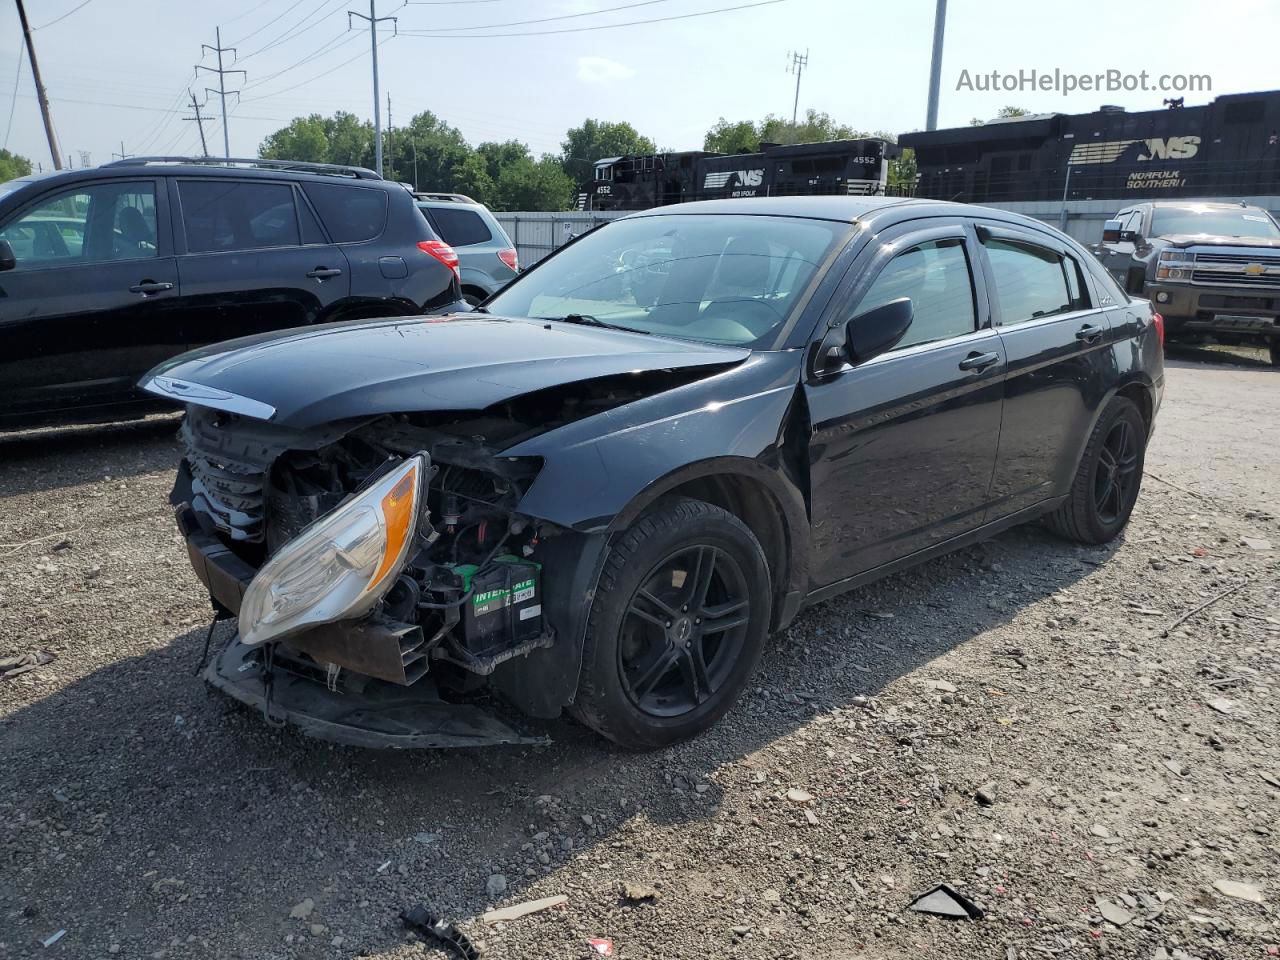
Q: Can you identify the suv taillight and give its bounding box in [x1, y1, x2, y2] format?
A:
[418, 240, 459, 275]
[497, 248, 518, 271]
[1152, 311, 1165, 349]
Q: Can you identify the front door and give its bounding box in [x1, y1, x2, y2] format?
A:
[171, 178, 350, 348]
[0, 177, 180, 424]
[973, 220, 1119, 515]
[805, 222, 1005, 587]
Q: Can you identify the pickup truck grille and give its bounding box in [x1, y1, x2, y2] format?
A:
[1190, 251, 1280, 288]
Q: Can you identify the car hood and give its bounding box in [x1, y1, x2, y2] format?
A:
[1156, 233, 1280, 250]
[142, 313, 750, 428]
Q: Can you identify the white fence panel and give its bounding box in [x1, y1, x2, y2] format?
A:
[493, 211, 625, 266]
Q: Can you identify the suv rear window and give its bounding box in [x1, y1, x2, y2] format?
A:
[303, 183, 388, 242]
[421, 206, 492, 246]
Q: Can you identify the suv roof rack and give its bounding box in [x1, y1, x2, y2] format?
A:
[413, 191, 477, 204]
[100, 156, 383, 180]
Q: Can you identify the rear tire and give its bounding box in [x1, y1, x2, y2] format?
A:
[1046, 397, 1146, 544]
[572, 498, 772, 750]
[1270, 341, 1280, 367]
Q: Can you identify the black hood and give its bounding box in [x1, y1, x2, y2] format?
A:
[142, 314, 749, 428]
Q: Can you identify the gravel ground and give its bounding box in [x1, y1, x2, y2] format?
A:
[1, 346, 1277, 960]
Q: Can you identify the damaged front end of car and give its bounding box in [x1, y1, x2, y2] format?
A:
[160, 366, 728, 748]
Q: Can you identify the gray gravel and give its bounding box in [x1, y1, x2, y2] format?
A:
[2, 346, 1278, 960]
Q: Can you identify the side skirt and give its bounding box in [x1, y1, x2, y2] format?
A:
[800, 497, 1065, 610]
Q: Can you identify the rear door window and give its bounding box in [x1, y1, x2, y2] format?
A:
[179, 180, 300, 253]
[422, 206, 492, 246]
[302, 182, 388, 242]
[981, 238, 1074, 325]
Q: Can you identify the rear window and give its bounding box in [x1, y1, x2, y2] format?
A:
[421, 206, 492, 246]
[179, 180, 300, 253]
[302, 182, 388, 242]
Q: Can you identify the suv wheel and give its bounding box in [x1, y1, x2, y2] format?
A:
[1046, 397, 1146, 544]
[573, 498, 771, 750]
[1270, 340, 1279, 367]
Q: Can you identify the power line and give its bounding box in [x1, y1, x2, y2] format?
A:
[229, 0, 312, 46]
[238, 33, 392, 103]
[399, 0, 785, 38]
[33, 0, 98, 30]
[419, 0, 675, 32]
[236, 0, 348, 60]
[4, 89, 292, 122]
[242, 30, 357, 88]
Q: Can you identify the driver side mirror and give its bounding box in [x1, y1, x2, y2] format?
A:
[1101, 220, 1122, 244]
[0, 239, 15, 272]
[844, 297, 913, 365]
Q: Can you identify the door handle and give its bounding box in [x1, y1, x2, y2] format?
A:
[958, 351, 1000, 372]
[1075, 323, 1104, 343]
[128, 281, 173, 294]
[306, 267, 343, 279]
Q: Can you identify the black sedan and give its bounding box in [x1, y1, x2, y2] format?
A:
[143, 196, 1165, 750]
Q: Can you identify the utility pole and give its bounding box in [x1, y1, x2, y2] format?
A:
[349, 0, 397, 177]
[78, 149, 90, 168]
[198, 27, 245, 159]
[925, 0, 947, 131]
[786, 49, 808, 126]
[112, 141, 130, 161]
[411, 139, 418, 191]
[14, 0, 62, 169]
[185, 90, 211, 157]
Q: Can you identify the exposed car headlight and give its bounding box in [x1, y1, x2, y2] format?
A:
[238, 455, 424, 646]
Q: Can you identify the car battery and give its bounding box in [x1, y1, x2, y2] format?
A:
[455, 556, 542, 652]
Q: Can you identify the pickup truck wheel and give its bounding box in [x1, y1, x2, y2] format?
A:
[1046, 397, 1146, 544]
[1270, 341, 1280, 367]
[573, 498, 771, 750]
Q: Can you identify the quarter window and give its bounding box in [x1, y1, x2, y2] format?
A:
[422, 206, 492, 246]
[982, 238, 1074, 325]
[180, 181, 300, 253]
[857, 238, 977, 350]
[302, 182, 388, 242]
[0, 181, 156, 267]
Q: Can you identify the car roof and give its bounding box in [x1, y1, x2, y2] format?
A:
[1145, 199, 1257, 211]
[3, 161, 399, 192]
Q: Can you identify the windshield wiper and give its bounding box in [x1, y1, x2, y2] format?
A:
[536, 313, 649, 334]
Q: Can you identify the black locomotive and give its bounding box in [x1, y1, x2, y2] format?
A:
[576, 138, 897, 211]
[900, 89, 1280, 203]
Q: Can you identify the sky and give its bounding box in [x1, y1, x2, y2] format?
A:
[2, 0, 1278, 174]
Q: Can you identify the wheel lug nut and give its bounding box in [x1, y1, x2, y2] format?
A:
[681, 605, 688, 612]
[694, 618, 701, 624]
[665, 621, 672, 628]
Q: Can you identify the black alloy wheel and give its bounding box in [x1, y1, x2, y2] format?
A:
[1092, 416, 1140, 525]
[618, 544, 752, 718]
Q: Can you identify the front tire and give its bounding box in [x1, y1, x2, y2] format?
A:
[1046, 397, 1146, 544]
[573, 498, 772, 750]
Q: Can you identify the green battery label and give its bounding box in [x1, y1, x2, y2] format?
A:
[473, 578, 537, 617]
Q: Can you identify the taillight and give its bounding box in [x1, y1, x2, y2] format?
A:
[497, 248, 518, 271]
[417, 240, 459, 275]
[1152, 311, 1165, 349]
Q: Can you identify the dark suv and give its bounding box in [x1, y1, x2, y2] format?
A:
[0, 157, 464, 430]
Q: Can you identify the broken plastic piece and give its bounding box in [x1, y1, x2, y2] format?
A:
[588, 938, 614, 956]
[481, 894, 568, 924]
[908, 884, 985, 919]
[400, 904, 481, 960]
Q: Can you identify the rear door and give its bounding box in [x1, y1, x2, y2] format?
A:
[804, 220, 1006, 586]
[0, 177, 180, 423]
[171, 177, 350, 348]
[974, 220, 1118, 515]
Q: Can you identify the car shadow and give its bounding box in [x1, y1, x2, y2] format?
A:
[0, 520, 1107, 956]
[0, 415, 181, 491]
[1164, 341, 1273, 370]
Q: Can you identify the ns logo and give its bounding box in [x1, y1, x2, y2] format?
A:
[1137, 135, 1200, 160]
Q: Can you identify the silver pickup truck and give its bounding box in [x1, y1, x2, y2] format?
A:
[1095, 200, 1280, 365]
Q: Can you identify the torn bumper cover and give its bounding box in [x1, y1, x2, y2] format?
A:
[204, 636, 546, 748]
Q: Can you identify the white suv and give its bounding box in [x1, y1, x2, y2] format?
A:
[414, 193, 519, 305]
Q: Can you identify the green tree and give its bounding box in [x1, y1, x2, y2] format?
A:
[258, 112, 373, 167]
[970, 105, 1032, 126]
[0, 149, 33, 182]
[477, 140, 531, 184]
[560, 119, 656, 186]
[704, 110, 866, 154]
[494, 154, 574, 211]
